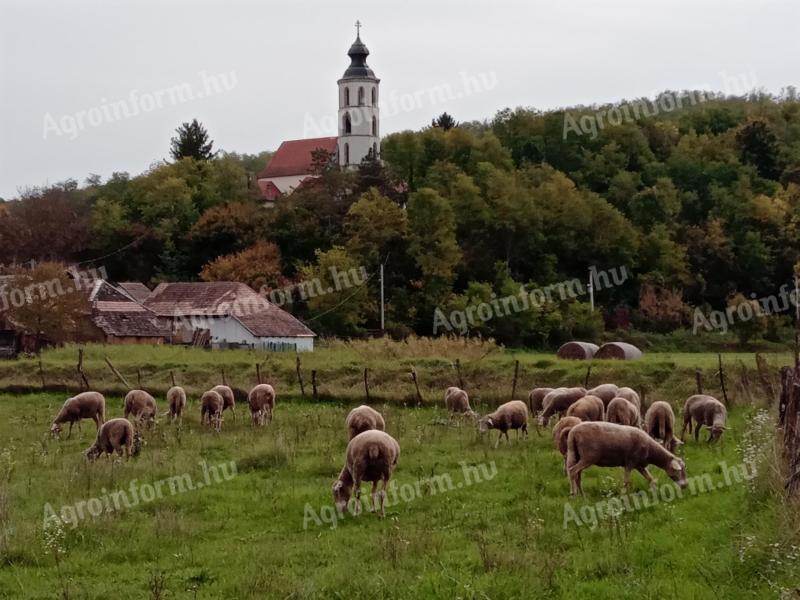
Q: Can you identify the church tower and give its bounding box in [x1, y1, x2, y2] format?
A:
[338, 22, 380, 168]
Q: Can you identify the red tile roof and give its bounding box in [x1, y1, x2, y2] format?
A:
[257, 137, 337, 178]
[257, 179, 282, 201]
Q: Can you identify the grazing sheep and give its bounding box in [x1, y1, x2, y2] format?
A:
[212, 385, 236, 422]
[332, 430, 400, 517]
[586, 383, 620, 408]
[566, 395, 605, 422]
[123, 390, 157, 427]
[606, 397, 641, 427]
[479, 400, 529, 448]
[85, 418, 141, 460]
[201, 390, 224, 432]
[644, 401, 682, 453]
[50, 391, 106, 438]
[681, 394, 727, 442]
[566, 421, 688, 496]
[528, 387, 554, 414]
[553, 416, 582, 473]
[346, 405, 386, 440]
[247, 384, 276, 426]
[166, 386, 186, 421]
[539, 387, 587, 426]
[615, 387, 641, 412]
[444, 386, 474, 416]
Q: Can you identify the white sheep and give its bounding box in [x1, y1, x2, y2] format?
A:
[201, 390, 224, 432]
[615, 386, 641, 412]
[166, 386, 186, 421]
[50, 391, 106, 438]
[247, 384, 276, 426]
[346, 405, 386, 440]
[565, 394, 605, 422]
[212, 384, 236, 422]
[586, 383, 620, 408]
[539, 387, 587, 426]
[478, 400, 529, 447]
[444, 386, 474, 416]
[528, 387, 554, 414]
[681, 394, 727, 442]
[605, 397, 641, 427]
[85, 418, 141, 460]
[123, 390, 157, 427]
[644, 401, 682, 453]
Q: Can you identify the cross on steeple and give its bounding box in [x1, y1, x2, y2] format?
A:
[355, 20, 362, 37]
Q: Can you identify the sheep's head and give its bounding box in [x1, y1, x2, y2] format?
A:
[666, 458, 688, 488]
[84, 445, 102, 461]
[710, 424, 726, 441]
[478, 416, 494, 432]
[667, 437, 684, 454]
[132, 431, 144, 456]
[49, 423, 63, 437]
[332, 479, 352, 514]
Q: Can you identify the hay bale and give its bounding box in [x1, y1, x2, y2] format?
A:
[556, 341, 599, 360]
[595, 342, 642, 360]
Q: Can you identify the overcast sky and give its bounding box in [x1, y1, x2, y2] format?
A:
[1, 0, 798, 199]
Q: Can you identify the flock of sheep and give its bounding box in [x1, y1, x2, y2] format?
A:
[46, 378, 729, 517]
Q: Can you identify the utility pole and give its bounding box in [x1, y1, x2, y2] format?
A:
[588, 269, 595, 312]
[380, 263, 385, 332]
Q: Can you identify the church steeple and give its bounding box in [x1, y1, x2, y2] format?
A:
[342, 22, 375, 80]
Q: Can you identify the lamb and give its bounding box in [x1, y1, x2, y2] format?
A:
[586, 383, 620, 408]
[346, 405, 386, 440]
[478, 400, 529, 448]
[332, 430, 400, 517]
[681, 394, 727, 442]
[123, 390, 157, 426]
[444, 386, 474, 416]
[247, 384, 276, 426]
[553, 416, 582, 473]
[201, 390, 224, 432]
[212, 385, 236, 422]
[166, 386, 186, 421]
[50, 391, 106, 438]
[565, 394, 605, 422]
[615, 387, 641, 412]
[527, 387, 554, 414]
[85, 418, 141, 460]
[644, 401, 682, 453]
[538, 387, 586, 426]
[605, 397, 641, 427]
[566, 421, 688, 496]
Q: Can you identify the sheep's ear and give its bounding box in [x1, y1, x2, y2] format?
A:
[670, 459, 683, 470]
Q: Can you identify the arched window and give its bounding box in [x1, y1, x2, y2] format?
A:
[343, 112, 351, 134]
[371, 116, 377, 136]
[358, 86, 365, 106]
[344, 87, 350, 106]
[344, 143, 349, 165]
[371, 87, 377, 105]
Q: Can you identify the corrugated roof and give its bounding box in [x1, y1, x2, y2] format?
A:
[257, 137, 337, 178]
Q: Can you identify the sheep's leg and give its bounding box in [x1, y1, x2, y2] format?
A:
[567, 462, 589, 496]
[623, 468, 632, 492]
[369, 481, 378, 513]
[353, 477, 363, 516]
[67, 422, 73, 439]
[681, 417, 690, 441]
[494, 433, 500, 449]
[694, 422, 701, 442]
[637, 467, 656, 490]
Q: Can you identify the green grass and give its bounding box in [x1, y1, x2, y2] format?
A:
[0, 391, 797, 598]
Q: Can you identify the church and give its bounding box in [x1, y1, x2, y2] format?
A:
[256, 24, 380, 203]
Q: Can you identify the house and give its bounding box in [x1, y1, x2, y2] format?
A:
[117, 281, 152, 303]
[256, 137, 338, 204]
[143, 281, 316, 351]
[88, 280, 170, 344]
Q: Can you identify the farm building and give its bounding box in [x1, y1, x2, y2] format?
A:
[143, 281, 316, 351]
[87, 280, 170, 344]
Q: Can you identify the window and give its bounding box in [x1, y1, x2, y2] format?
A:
[358, 86, 365, 106]
[344, 143, 349, 164]
[372, 116, 377, 136]
[343, 112, 351, 134]
[344, 87, 350, 106]
[371, 87, 376, 105]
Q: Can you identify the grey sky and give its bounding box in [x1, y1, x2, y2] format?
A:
[1, 0, 798, 199]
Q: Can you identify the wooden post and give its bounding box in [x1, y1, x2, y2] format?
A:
[718, 354, 729, 407]
[455, 358, 464, 390]
[38, 357, 45, 389]
[104, 357, 131, 389]
[695, 369, 703, 395]
[755, 353, 773, 405]
[584, 366, 592, 388]
[364, 368, 370, 403]
[296, 355, 306, 397]
[511, 360, 520, 400]
[170, 370, 176, 387]
[256, 363, 263, 385]
[311, 370, 318, 399]
[136, 368, 142, 389]
[221, 368, 227, 386]
[411, 367, 423, 405]
[76, 348, 90, 391]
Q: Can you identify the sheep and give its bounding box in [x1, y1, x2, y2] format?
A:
[566, 421, 688, 496]
[50, 391, 106, 438]
[85, 418, 142, 460]
[444, 386, 474, 416]
[478, 400, 529, 448]
[644, 401, 683, 453]
[527, 387, 554, 414]
[166, 386, 186, 421]
[615, 387, 641, 412]
[538, 387, 587, 426]
[123, 390, 157, 427]
[586, 383, 620, 408]
[553, 416, 582, 473]
[247, 384, 276, 426]
[332, 430, 400, 517]
[346, 405, 386, 440]
[565, 395, 605, 422]
[201, 390, 224, 432]
[681, 394, 728, 442]
[212, 384, 236, 422]
[606, 397, 641, 427]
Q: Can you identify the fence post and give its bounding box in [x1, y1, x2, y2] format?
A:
[76, 348, 90, 391]
[411, 367, 423, 405]
[104, 356, 131, 389]
[137, 368, 142, 389]
[364, 368, 370, 403]
[455, 358, 464, 390]
[311, 370, 318, 399]
[256, 363, 262, 385]
[511, 360, 520, 400]
[718, 354, 729, 407]
[221, 367, 227, 386]
[38, 357, 45, 389]
[296, 355, 306, 397]
[170, 370, 176, 387]
[695, 369, 703, 395]
[584, 366, 592, 388]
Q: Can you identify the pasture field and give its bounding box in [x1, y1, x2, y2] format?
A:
[0, 387, 798, 598]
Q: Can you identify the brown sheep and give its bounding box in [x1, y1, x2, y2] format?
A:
[586, 383, 619, 408]
[553, 416, 582, 473]
[528, 387, 554, 414]
[201, 390, 224, 432]
[606, 397, 641, 427]
[444, 386, 474, 416]
[566, 421, 688, 496]
[333, 430, 400, 517]
[247, 384, 276, 426]
[566, 395, 605, 422]
[346, 405, 386, 440]
[50, 391, 106, 438]
[85, 418, 141, 460]
[615, 387, 641, 412]
[644, 401, 682, 453]
[123, 390, 157, 427]
[681, 394, 727, 442]
[479, 400, 529, 447]
[166, 386, 186, 421]
[212, 385, 236, 422]
[539, 387, 587, 426]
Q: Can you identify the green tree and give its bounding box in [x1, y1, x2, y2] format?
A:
[170, 119, 216, 161]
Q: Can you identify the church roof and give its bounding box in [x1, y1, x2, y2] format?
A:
[341, 35, 376, 80]
[257, 137, 338, 178]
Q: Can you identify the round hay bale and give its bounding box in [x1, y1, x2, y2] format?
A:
[595, 342, 642, 360]
[556, 341, 599, 360]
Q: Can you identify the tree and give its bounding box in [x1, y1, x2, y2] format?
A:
[170, 119, 216, 161]
[736, 119, 782, 180]
[344, 188, 408, 269]
[432, 112, 457, 130]
[200, 241, 286, 293]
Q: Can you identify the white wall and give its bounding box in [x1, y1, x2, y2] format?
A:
[338, 78, 379, 167]
[193, 316, 314, 351]
[262, 174, 312, 194]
